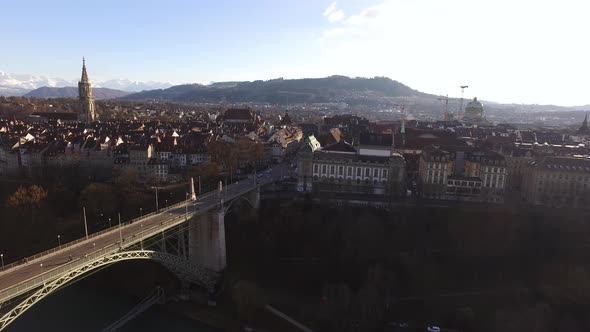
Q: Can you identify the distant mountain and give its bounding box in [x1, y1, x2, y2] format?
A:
[0, 71, 75, 96]
[0, 71, 173, 96]
[24, 86, 129, 99]
[120, 76, 432, 104]
[96, 79, 173, 92]
[208, 81, 244, 88]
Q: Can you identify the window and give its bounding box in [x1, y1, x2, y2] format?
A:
[373, 168, 379, 177]
[322, 165, 327, 174]
[356, 168, 361, 177]
[347, 167, 352, 176]
[382, 169, 388, 178]
[365, 168, 370, 177]
[313, 165, 318, 173]
[338, 166, 343, 175]
[330, 165, 335, 175]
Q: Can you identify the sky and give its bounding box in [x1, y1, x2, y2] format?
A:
[1, 0, 589, 106]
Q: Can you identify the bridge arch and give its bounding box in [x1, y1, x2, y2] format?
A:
[0, 250, 217, 331]
[222, 195, 256, 214]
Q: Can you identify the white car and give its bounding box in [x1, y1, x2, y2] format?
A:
[427, 326, 440, 332]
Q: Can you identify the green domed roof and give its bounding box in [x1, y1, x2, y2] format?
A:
[463, 97, 484, 121]
[465, 97, 484, 111]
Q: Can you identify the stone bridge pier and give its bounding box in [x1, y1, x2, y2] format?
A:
[248, 186, 260, 209]
[187, 186, 260, 272]
[188, 210, 227, 272]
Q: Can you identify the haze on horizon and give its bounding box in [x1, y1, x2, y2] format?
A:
[1, 0, 589, 106]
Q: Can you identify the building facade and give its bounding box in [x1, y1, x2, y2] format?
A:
[297, 133, 406, 197]
[419, 145, 507, 202]
[522, 156, 590, 208]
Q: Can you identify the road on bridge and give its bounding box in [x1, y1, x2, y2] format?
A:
[0, 162, 291, 304]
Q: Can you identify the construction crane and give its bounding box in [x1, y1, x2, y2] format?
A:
[458, 85, 469, 120]
[438, 95, 449, 121]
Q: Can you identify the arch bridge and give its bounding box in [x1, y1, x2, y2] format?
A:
[0, 174, 267, 331]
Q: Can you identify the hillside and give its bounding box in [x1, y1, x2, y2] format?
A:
[120, 76, 432, 104]
[25, 86, 129, 100]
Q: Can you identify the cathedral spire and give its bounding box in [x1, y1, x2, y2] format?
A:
[81, 57, 89, 82]
[78, 57, 96, 123]
[578, 112, 590, 134]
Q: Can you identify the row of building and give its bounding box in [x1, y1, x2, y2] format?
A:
[0, 107, 305, 183]
[296, 107, 590, 208]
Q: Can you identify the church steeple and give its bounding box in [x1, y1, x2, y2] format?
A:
[81, 57, 89, 82]
[400, 106, 406, 147]
[78, 57, 96, 123]
[578, 112, 589, 134]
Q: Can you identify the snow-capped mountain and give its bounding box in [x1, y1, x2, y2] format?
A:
[0, 71, 173, 96]
[0, 71, 76, 96]
[97, 79, 173, 92]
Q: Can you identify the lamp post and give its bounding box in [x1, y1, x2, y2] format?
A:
[118, 213, 123, 245]
[140, 208, 143, 218]
[40, 263, 44, 284]
[140, 224, 144, 250]
[154, 186, 159, 213]
[57, 235, 61, 247]
[185, 193, 189, 220]
[83, 207, 89, 240]
[165, 199, 168, 210]
[108, 218, 112, 228]
[1, 254, 4, 268]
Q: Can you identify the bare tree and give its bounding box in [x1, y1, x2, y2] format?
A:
[6, 185, 48, 223]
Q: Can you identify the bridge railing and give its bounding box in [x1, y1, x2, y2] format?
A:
[0, 206, 196, 303]
[0, 199, 191, 276]
[0, 241, 122, 304]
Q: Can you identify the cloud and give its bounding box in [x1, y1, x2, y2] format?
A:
[319, 0, 395, 41]
[327, 9, 345, 23]
[323, 2, 346, 23]
[323, 1, 337, 17]
[344, 2, 391, 27]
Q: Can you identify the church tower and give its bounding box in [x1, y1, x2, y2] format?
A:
[78, 57, 96, 123]
[578, 112, 589, 134]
